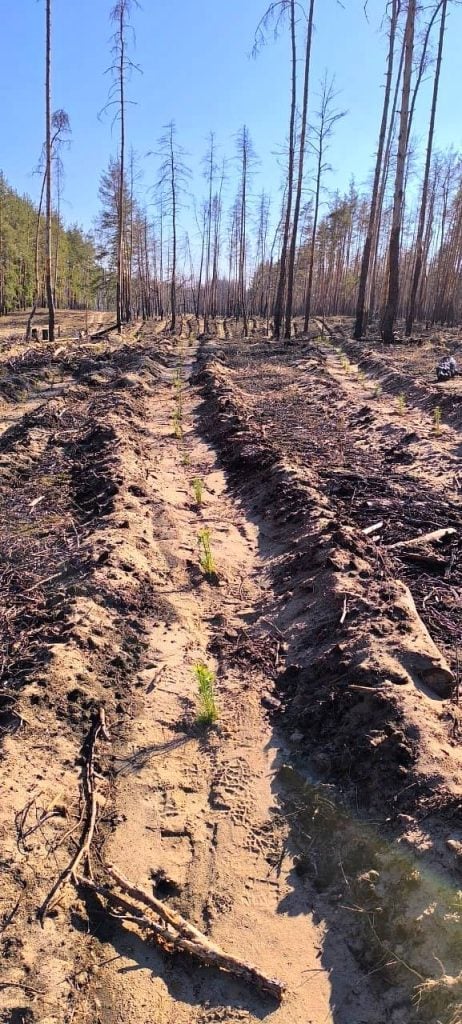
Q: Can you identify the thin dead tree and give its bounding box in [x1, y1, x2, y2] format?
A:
[285, 0, 315, 339]
[45, 0, 55, 340]
[406, 0, 447, 335]
[156, 121, 190, 332]
[104, 0, 140, 334]
[304, 75, 346, 331]
[235, 125, 255, 336]
[354, 0, 400, 340]
[203, 132, 218, 333]
[381, 0, 416, 343]
[254, 0, 296, 338]
[25, 110, 70, 341]
[210, 160, 226, 318]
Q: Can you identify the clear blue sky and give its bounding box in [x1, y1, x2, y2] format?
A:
[1, 0, 462, 254]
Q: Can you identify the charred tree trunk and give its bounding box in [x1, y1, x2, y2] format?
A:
[273, 0, 296, 339]
[170, 131, 177, 331]
[406, 0, 447, 336]
[284, 0, 315, 340]
[45, 0, 55, 341]
[381, 0, 415, 344]
[116, 4, 125, 333]
[354, 0, 398, 340]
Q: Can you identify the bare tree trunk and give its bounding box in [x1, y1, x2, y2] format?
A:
[196, 204, 206, 320]
[116, 4, 125, 333]
[45, 0, 55, 341]
[238, 126, 249, 336]
[203, 133, 215, 333]
[273, 0, 296, 339]
[367, 30, 405, 322]
[284, 0, 315, 340]
[354, 0, 399, 340]
[53, 159, 61, 301]
[26, 171, 47, 341]
[303, 76, 345, 330]
[170, 127, 177, 332]
[381, 0, 415, 344]
[211, 179, 223, 318]
[304, 174, 321, 333]
[406, 0, 447, 336]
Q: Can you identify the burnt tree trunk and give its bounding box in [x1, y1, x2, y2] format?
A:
[354, 0, 398, 340]
[381, 0, 415, 344]
[406, 0, 447, 336]
[273, 0, 296, 339]
[45, 0, 55, 341]
[284, 0, 315, 340]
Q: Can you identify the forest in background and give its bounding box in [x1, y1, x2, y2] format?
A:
[1, 0, 461, 340]
[0, 174, 99, 315]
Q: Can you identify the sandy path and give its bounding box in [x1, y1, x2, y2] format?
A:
[90, 347, 334, 1024]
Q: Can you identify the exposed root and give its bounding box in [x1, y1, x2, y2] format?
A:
[38, 706, 110, 922]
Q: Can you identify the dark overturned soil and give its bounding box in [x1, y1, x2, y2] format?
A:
[196, 336, 462, 816]
[1, 318, 462, 1024]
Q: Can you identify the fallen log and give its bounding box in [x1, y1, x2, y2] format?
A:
[77, 868, 285, 1002]
[388, 527, 457, 551]
[89, 323, 118, 340]
[38, 707, 110, 922]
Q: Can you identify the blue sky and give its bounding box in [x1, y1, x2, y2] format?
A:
[1, 0, 462, 253]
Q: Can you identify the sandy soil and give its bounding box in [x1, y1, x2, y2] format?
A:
[0, 314, 462, 1024]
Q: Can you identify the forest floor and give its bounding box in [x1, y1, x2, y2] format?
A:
[1, 311, 462, 1024]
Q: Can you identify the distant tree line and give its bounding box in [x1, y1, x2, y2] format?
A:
[3, 0, 461, 339]
[0, 173, 100, 316]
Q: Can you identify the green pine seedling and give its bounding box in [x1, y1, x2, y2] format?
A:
[192, 477, 204, 506]
[198, 528, 215, 575]
[173, 410, 183, 438]
[195, 662, 218, 725]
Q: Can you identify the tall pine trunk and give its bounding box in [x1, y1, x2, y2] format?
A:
[303, 142, 322, 332]
[405, 0, 447, 336]
[381, 0, 415, 344]
[170, 130, 177, 332]
[284, 0, 315, 340]
[116, 4, 125, 333]
[45, 0, 55, 341]
[273, 0, 296, 339]
[354, 0, 398, 340]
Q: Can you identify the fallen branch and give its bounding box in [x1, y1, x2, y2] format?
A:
[38, 707, 110, 922]
[77, 867, 285, 1002]
[362, 521, 384, 536]
[388, 527, 457, 551]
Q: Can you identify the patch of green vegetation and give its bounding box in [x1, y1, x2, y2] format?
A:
[198, 527, 215, 575]
[173, 409, 183, 438]
[195, 662, 218, 725]
[397, 392, 407, 415]
[192, 476, 204, 506]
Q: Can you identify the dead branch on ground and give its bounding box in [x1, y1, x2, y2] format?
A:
[76, 867, 285, 1001]
[38, 706, 110, 922]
